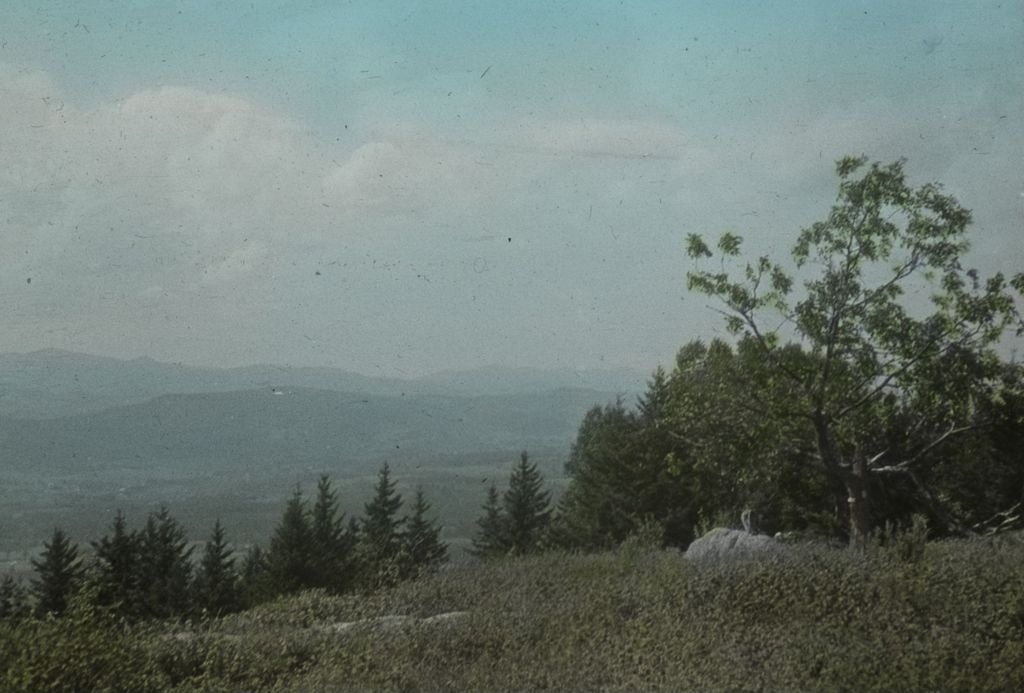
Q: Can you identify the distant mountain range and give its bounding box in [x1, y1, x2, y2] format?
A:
[0, 349, 648, 420]
[0, 386, 620, 475]
[0, 350, 647, 478]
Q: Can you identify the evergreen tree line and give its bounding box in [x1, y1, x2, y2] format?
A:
[1, 465, 445, 621]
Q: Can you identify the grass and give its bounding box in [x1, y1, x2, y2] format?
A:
[3, 531, 1024, 692]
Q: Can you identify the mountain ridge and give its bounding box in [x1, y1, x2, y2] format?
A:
[0, 349, 647, 420]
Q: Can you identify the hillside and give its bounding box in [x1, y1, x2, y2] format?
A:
[5, 535, 1024, 692]
[0, 386, 610, 474]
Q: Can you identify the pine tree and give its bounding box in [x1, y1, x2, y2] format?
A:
[503, 451, 551, 555]
[192, 519, 241, 617]
[239, 544, 272, 608]
[311, 474, 355, 592]
[138, 506, 193, 619]
[358, 463, 405, 586]
[403, 487, 447, 575]
[266, 486, 316, 595]
[31, 527, 83, 616]
[470, 482, 508, 558]
[0, 573, 29, 621]
[91, 510, 142, 617]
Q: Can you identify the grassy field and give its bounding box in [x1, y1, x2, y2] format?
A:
[3, 530, 1024, 692]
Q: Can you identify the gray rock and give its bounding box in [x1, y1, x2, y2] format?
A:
[684, 527, 780, 562]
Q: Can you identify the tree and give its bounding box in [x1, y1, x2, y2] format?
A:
[192, 519, 241, 617]
[357, 463, 405, 586]
[91, 510, 142, 618]
[310, 474, 356, 593]
[502, 451, 551, 554]
[266, 486, 316, 596]
[0, 574, 29, 621]
[137, 506, 193, 619]
[686, 156, 1024, 544]
[403, 487, 447, 574]
[238, 544, 272, 608]
[470, 482, 508, 558]
[31, 527, 83, 616]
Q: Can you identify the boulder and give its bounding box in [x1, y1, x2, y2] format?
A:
[684, 527, 780, 562]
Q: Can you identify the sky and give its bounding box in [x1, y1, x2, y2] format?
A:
[1, 1, 1021, 377]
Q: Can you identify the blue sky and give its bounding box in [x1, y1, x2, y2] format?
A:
[1, 2, 1021, 375]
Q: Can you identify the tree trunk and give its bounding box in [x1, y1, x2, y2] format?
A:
[813, 414, 870, 545]
[844, 458, 870, 547]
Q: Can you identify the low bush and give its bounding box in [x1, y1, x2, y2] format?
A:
[3, 532, 1022, 691]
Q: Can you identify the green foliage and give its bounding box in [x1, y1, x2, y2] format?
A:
[403, 486, 448, 575]
[193, 520, 242, 617]
[0, 582, 167, 692]
[470, 482, 507, 558]
[559, 396, 690, 548]
[686, 156, 1024, 542]
[0, 573, 29, 621]
[31, 527, 83, 617]
[4, 536, 1024, 691]
[138, 506, 193, 619]
[357, 462, 407, 588]
[238, 544, 273, 608]
[91, 510, 143, 618]
[503, 451, 552, 555]
[266, 486, 317, 596]
[310, 474, 356, 593]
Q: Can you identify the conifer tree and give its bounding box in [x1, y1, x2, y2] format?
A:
[91, 510, 142, 617]
[31, 527, 83, 616]
[311, 474, 355, 592]
[0, 573, 29, 621]
[266, 486, 316, 595]
[403, 487, 447, 575]
[470, 482, 508, 558]
[358, 463, 405, 585]
[138, 506, 193, 619]
[239, 544, 272, 608]
[503, 451, 551, 555]
[192, 519, 241, 616]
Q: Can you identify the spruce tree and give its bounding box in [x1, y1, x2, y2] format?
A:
[266, 486, 316, 595]
[239, 544, 272, 607]
[192, 519, 241, 616]
[403, 487, 447, 575]
[311, 474, 355, 592]
[0, 573, 29, 621]
[31, 527, 83, 616]
[358, 463, 405, 586]
[470, 482, 508, 558]
[138, 506, 193, 619]
[91, 510, 142, 617]
[503, 451, 551, 555]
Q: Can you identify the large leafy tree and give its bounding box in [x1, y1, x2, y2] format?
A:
[686, 156, 1024, 543]
[559, 399, 672, 548]
[31, 527, 83, 616]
